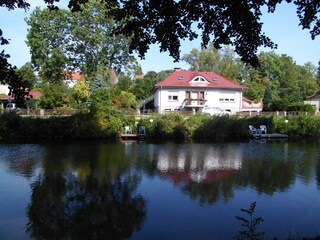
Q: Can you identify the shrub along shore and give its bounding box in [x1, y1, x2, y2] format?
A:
[0, 111, 320, 142]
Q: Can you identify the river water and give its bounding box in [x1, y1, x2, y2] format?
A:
[0, 140, 319, 239]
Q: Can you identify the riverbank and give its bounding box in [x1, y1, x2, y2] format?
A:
[0, 111, 319, 142]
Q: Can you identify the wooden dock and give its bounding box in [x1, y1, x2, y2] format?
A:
[121, 134, 146, 140]
[252, 133, 288, 139]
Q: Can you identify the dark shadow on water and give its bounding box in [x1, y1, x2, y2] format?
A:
[26, 171, 147, 240]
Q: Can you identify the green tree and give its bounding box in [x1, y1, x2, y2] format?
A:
[2, 0, 320, 86]
[1, 31, 30, 103]
[117, 75, 133, 92]
[25, 1, 140, 84]
[111, 87, 138, 110]
[15, 62, 37, 88]
[70, 0, 139, 79]
[262, 81, 273, 111]
[130, 70, 172, 100]
[26, 7, 70, 84]
[182, 45, 241, 81]
[39, 84, 71, 109]
[296, 62, 319, 99]
[2, 0, 320, 104]
[239, 62, 267, 102]
[182, 46, 220, 72]
[89, 68, 110, 94]
[71, 80, 89, 109]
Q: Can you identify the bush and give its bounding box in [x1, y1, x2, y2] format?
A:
[181, 115, 210, 140]
[0, 112, 22, 140]
[287, 103, 315, 113]
[1, 111, 320, 142]
[194, 116, 252, 140]
[272, 115, 320, 138]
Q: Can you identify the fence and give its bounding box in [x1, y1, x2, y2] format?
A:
[237, 111, 317, 117]
[1, 108, 80, 117]
[139, 109, 318, 117]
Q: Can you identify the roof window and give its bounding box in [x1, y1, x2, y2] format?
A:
[178, 76, 184, 80]
[190, 76, 210, 85]
[213, 77, 219, 81]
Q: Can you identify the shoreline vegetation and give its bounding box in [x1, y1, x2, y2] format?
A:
[0, 111, 319, 143]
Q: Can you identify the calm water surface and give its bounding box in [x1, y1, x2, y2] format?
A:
[0, 140, 319, 239]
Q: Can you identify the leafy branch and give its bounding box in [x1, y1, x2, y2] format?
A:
[235, 201, 265, 240]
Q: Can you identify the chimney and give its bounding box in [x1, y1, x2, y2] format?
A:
[174, 67, 181, 71]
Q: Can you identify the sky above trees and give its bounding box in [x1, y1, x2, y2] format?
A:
[0, 1, 319, 73]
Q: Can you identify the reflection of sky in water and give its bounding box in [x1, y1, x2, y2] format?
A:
[0, 144, 44, 178]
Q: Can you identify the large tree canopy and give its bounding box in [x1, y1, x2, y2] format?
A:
[65, 0, 319, 67]
[2, 0, 320, 66]
[1, 0, 320, 98]
[26, 1, 138, 83]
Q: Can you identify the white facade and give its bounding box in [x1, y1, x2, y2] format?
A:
[154, 87, 243, 114]
[0, 84, 10, 95]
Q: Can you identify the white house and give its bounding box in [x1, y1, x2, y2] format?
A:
[153, 69, 247, 114]
[304, 91, 320, 112]
[0, 84, 10, 95]
[64, 72, 83, 88]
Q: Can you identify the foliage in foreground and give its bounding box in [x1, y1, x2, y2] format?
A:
[235, 202, 320, 240]
[1, 112, 320, 142]
[235, 201, 264, 240]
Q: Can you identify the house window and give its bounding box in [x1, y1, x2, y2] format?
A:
[190, 76, 208, 83]
[219, 93, 236, 102]
[220, 98, 235, 102]
[168, 92, 179, 101]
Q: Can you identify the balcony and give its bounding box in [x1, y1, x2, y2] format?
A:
[183, 98, 207, 107]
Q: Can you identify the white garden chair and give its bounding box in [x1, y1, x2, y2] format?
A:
[248, 125, 257, 135]
[124, 126, 132, 134]
[260, 125, 267, 134]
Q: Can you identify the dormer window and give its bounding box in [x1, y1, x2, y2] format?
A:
[190, 76, 209, 84]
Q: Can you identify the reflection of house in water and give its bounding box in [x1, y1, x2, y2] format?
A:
[155, 145, 243, 184]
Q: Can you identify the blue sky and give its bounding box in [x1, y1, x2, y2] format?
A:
[0, 2, 319, 74]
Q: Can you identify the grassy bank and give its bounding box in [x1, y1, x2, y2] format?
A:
[1, 112, 320, 142]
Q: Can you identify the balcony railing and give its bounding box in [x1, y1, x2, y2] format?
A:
[184, 98, 207, 106]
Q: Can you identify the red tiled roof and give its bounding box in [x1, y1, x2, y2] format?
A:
[155, 70, 246, 89]
[69, 72, 82, 81]
[28, 90, 43, 99]
[135, 75, 144, 80]
[0, 90, 43, 100]
[64, 72, 83, 81]
[0, 95, 10, 100]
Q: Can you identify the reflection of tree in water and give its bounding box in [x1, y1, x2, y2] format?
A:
[147, 143, 305, 205]
[180, 160, 296, 205]
[316, 156, 320, 188]
[27, 171, 146, 240]
[182, 176, 235, 205]
[243, 160, 295, 195]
